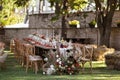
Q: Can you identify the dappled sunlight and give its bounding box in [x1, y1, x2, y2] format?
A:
[92, 61, 107, 68]
[4, 50, 12, 53]
[1, 50, 120, 80]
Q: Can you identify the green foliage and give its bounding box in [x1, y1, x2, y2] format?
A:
[88, 20, 96, 28]
[0, 19, 6, 27]
[89, 20, 96, 26]
[15, 0, 30, 7]
[1, 53, 120, 80]
[69, 20, 80, 25]
[48, 0, 87, 16]
[0, 0, 25, 27]
[51, 16, 59, 22]
[68, 0, 87, 10]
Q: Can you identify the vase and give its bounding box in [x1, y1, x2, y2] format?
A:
[89, 24, 95, 28]
[77, 24, 80, 28]
[69, 25, 77, 28]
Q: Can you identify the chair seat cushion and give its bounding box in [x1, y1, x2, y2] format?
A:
[81, 57, 90, 61]
[29, 55, 42, 61]
[0, 53, 8, 63]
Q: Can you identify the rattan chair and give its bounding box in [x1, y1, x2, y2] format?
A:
[24, 44, 43, 74]
[80, 45, 94, 73]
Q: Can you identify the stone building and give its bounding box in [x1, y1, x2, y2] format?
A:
[1, 0, 120, 50]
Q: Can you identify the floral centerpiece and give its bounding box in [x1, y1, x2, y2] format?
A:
[69, 20, 80, 28]
[88, 20, 96, 28]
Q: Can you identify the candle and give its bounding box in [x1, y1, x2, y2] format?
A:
[53, 29, 54, 38]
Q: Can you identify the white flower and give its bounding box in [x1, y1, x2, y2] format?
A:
[58, 58, 61, 61]
[59, 65, 62, 68]
[56, 59, 59, 62]
[47, 68, 56, 75]
[44, 58, 48, 61]
[56, 55, 59, 58]
[59, 61, 62, 65]
[43, 72, 46, 75]
[50, 65, 54, 68]
[69, 73, 72, 75]
[67, 60, 70, 63]
[65, 65, 68, 67]
[72, 65, 75, 68]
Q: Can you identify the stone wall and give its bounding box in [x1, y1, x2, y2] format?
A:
[4, 28, 98, 43]
[29, 11, 120, 28]
[4, 28, 61, 44]
[2, 11, 120, 50]
[110, 28, 120, 50]
[29, 12, 95, 28]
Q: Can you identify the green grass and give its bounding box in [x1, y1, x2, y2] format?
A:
[0, 51, 120, 80]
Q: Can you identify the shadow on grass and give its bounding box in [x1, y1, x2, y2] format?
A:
[0, 52, 120, 80]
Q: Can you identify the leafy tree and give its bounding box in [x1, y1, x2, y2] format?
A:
[15, 0, 30, 7]
[94, 0, 119, 47]
[0, 0, 17, 27]
[0, 0, 29, 27]
[49, 0, 87, 38]
[50, 0, 119, 47]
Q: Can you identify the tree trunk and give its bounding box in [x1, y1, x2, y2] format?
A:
[94, 0, 117, 47]
[61, 0, 68, 39]
[119, 0, 120, 10]
[99, 24, 111, 47]
[61, 15, 67, 39]
[98, 13, 113, 47]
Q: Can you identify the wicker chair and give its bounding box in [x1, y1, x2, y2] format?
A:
[74, 44, 93, 73]
[81, 45, 94, 73]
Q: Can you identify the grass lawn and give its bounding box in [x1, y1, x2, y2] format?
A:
[0, 51, 120, 80]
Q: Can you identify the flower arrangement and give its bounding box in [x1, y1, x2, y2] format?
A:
[69, 20, 80, 25]
[89, 20, 96, 28]
[69, 20, 80, 28]
[42, 49, 81, 75]
[55, 55, 80, 75]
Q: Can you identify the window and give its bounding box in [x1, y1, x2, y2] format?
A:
[29, 0, 55, 14]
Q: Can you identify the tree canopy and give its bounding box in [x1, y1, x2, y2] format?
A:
[49, 0, 87, 17]
[49, 0, 120, 46]
[49, 0, 87, 38]
[0, 0, 29, 27]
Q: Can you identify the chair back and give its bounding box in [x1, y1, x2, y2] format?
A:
[25, 44, 35, 57]
[83, 45, 94, 60]
[74, 43, 84, 61]
[0, 53, 8, 63]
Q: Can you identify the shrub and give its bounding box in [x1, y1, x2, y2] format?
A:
[89, 20, 96, 28]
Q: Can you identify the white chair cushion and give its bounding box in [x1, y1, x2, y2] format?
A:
[0, 53, 8, 63]
[29, 55, 42, 61]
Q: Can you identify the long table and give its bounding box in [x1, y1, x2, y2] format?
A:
[24, 40, 56, 58]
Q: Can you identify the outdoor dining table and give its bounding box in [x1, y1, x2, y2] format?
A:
[24, 39, 56, 58]
[34, 44, 56, 58]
